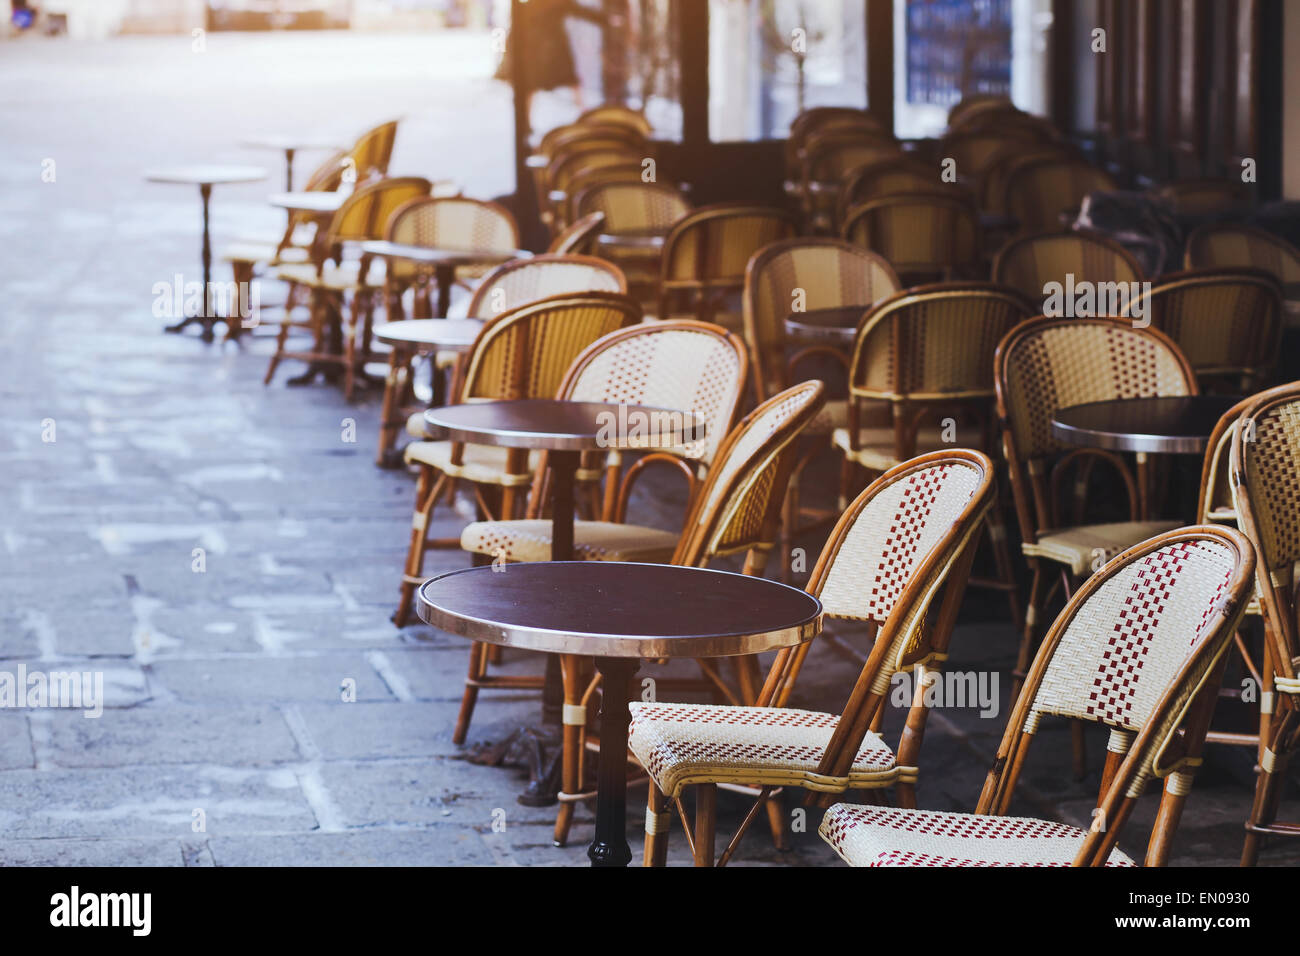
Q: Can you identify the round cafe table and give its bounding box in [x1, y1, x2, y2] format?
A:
[417, 561, 822, 867]
[423, 399, 705, 563]
[782, 305, 868, 346]
[361, 240, 531, 319]
[145, 165, 269, 341]
[1051, 395, 1240, 519]
[241, 136, 342, 191]
[595, 231, 666, 254]
[371, 319, 485, 467]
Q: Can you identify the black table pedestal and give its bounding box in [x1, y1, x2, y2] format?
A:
[164, 183, 221, 342]
[588, 657, 639, 868]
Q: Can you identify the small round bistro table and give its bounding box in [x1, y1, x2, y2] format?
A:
[595, 231, 666, 254]
[1052, 395, 1241, 520]
[241, 136, 342, 190]
[422, 399, 705, 561]
[145, 165, 269, 341]
[417, 561, 822, 867]
[1051, 396, 1240, 455]
[371, 319, 486, 466]
[361, 240, 530, 319]
[782, 305, 868, 346]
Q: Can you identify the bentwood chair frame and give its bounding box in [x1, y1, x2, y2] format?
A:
[821, 525, 1255, 867]
[1230, 382, 1300, 865]
[375, 254, 627, 466]
[840, 193, 984, 285]
[546, 211, 606, 255]
[1136, 268, 1284, 392]
[265, 176, 432, 396]
[346, 119, 400, 184]
[393, 291, 641, 625]
[576, 103, 653, 137]
[978, 143, 1079, 216]
[835, 283, 1032, 637]
[993, 317, 1199, 775]
[658, 203, 798, 326]
[990, 229, 1145, 311]
[835, 157, 968, 231]
[635, 449, 996, 866]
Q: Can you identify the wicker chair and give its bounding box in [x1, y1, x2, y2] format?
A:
[466, 380, 825, 847]
[835, 157, 969, 230]
[547, 211, 606, 255]
[800, 133, 901, 229]
[561, 161, 653, 224]
[784, 108, 884, 187]
[841, 193, 983, 285]
[1137, 268, 1283, 391]
[993, 317, 1199, 735]
[978, 143, 1079, 216]
[545, 145, 644, 229]
[991, 229, 1145, 310]
[453, 319, 748, 728]
[658, 203, 797, 327]
[1184, 223, 1300, 288]
[937, 128, 1048, 188]
[377, 255, 627, 465]
[392, 291, 641, 626]
[381, 196, 520, 320]
[834, 282, 1032, 632]
[1230, 382, 1300, 865]
[575, 180, 691, 294]
[821, 525, 1254, 867]
[946, 95, 1014, 129]
[633, 449, 996, 866]
[998, 156, 1118, 233]
[266, 176, 432, 396]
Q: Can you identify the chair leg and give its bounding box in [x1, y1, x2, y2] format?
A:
[644, 783, 671, 866]
[985, 505, 1024, 637]
[764, 792, 788, 850]
[1010, 561, 1048, 704]
[452, 640, 488, 746]
[394, 467, 443, 627]
[342, 290, 363, 400]
[553, 654, 586, 847]
[1242, 708, 1296, 866]
[263, 302, 295, 385]
[693, 783, 717, 867]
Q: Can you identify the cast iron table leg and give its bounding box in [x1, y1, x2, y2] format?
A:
[164, 182, 218, 341]
[284, 147, 295, 191]
[588, 657, 639, 867]
[435, 263, 455, 319]
[542, 449, 578, 729]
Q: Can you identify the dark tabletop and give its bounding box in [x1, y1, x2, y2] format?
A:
[423, 398, 706, 451]
[417, 561, 822, 658]
[1052, 395, 1241, 454]
[783, 305, 868, 344]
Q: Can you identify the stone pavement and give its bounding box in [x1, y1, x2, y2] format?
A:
[0, 31, 1294, 867]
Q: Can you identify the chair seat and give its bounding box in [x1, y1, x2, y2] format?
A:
[627, 701, 898, 798]
[1025, 520, 1181, 576]
[832, 423, 985, 472]
[403, 440, 538, 487]
[220, 241, 311, 266]
[275, 260, 384, 291]
[461, 519, 679, 564]
[819, 804, 1135, 867]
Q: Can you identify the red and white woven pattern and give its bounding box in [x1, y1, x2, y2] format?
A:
[818, 804, 1135, 867]
[1236, 399, 1300, 571]
[699, 383, 819, 526]
[819, 461, 982, 624]
[1028, 539, 1236, 733]
[628, 702, 897, 797]
[568, 327, 743, 464]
